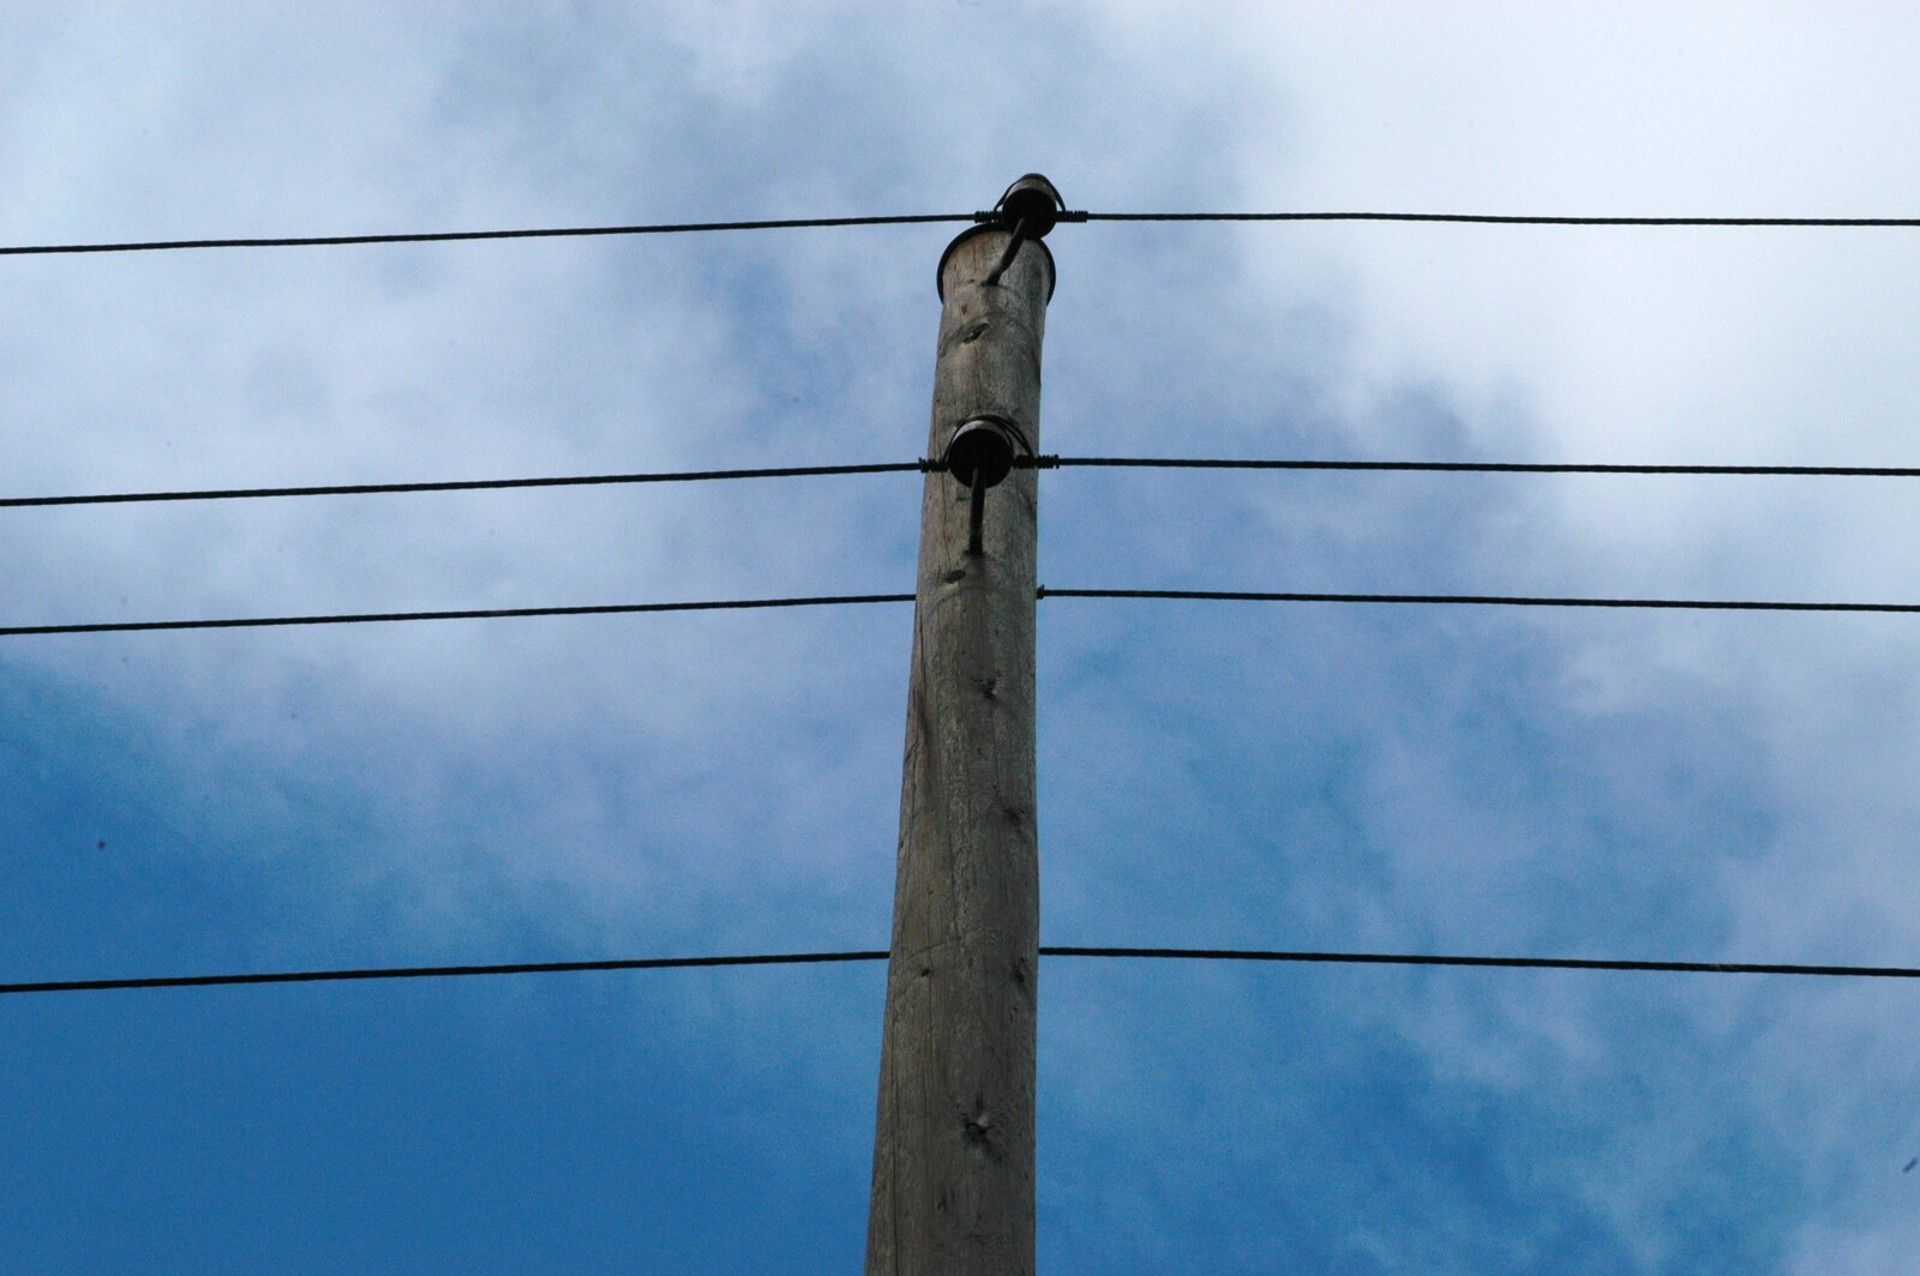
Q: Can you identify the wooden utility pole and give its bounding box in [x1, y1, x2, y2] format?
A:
[866, 176, 1061, 1275]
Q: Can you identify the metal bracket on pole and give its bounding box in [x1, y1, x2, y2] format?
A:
[980, 218, 1029, 288]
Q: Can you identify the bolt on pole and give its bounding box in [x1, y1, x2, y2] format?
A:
[866, 176, 1062, 1276]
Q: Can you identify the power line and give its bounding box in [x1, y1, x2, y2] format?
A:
[8, 945, 1919, 997]
[19, 454, 1920, 511]
[1039, 587, 1920, 615]
[1048, 456, 1920, 477]
[10, 208, 1920, 259]
[0, 213, 977, 257]
[1042, 947, 1920, 976]
[0, 593, 914, 638]
[1084, 212, 1920, 227]
[0, 461, 930, 509]
[0, 951, 891, 995]
[15, 585, 1920, 638]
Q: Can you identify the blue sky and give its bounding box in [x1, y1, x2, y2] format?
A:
[6, 4, 1920, 1272]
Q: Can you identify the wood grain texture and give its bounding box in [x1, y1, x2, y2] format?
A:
[866, 226, 1052, 1276]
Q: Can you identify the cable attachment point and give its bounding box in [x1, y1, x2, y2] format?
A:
[943, 415, 1033, 556]
[981, 174, 1066, 287]
[995, 174, 1066, 238]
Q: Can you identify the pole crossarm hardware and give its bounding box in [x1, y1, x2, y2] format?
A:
[867, 174, 1061, 1276]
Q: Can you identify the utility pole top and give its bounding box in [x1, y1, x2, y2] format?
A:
[940, 174, 1065, 300]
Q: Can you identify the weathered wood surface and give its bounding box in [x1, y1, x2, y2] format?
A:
[866, 226, 1052, 1276]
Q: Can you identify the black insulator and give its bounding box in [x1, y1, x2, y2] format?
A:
[995, 174, 1065, 238]
[944, 418, 1022, 490]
